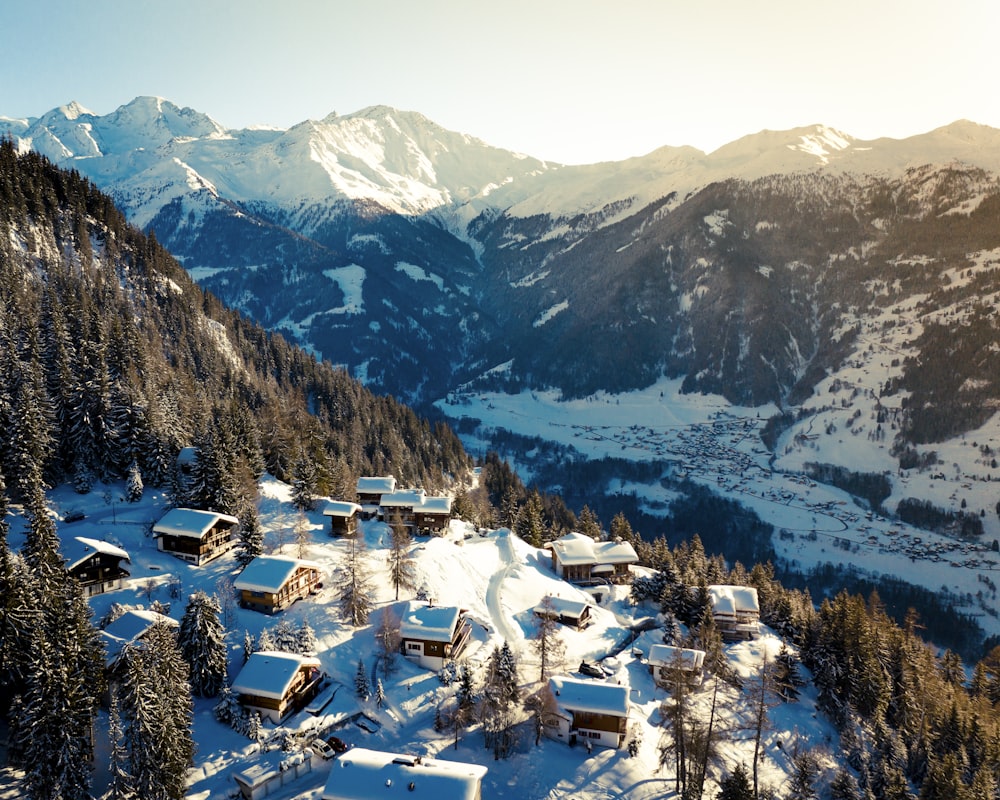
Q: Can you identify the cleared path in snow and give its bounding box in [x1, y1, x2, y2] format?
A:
[485, 530, 521, 644]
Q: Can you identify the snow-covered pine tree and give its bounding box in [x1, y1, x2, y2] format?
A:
[257, 628, 275, 652]
[236, 502, 264, 567]
[296, 620, 317, 655]
[106, 692, 137, 800]
[291, 451, 318, 511]
[375, 678, 386, 708]
[271, 618, 299, 653]
[243, 630, 255, 663]
[114, 621, 194, 800]
[773, 643, 804, 702]
[355, 658, 372, 700]
[125, 458, 144, 502]
[481, 641, 521, 759]
[178, 591, 228, 697]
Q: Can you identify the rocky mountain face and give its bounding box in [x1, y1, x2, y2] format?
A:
[6, 98, 1000, 449]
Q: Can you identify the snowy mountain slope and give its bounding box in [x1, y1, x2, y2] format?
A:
[0, 476, 835, 800]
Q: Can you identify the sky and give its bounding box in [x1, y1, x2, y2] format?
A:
[4, 0, 998, 165]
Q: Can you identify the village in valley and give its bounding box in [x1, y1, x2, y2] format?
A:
[0, 458, 826, 800]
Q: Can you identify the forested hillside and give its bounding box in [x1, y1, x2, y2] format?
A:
[0, 141, 471, 511]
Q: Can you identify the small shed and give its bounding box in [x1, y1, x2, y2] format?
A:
[532, 595, 593, 629]
[322, 500, 362, 537]
[647, 644, 705, 687]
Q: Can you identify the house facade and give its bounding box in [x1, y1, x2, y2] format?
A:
[547, 675, 629, 749]
[322, 500, 362, 537]
[152, 507, 239, 565]
[322, 748, 487, 800]
[399, 601, 472, 671]
[708, 584, 760, 641]
[548, 532, 638, 585]
[232, 651, 323, 724]
[234, 555, 322, 614]
[647, 644, 706, 688]
[381, 489, 454, 535]
[63, 536, 130, 596]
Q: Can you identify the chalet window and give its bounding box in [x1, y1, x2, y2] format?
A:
[406, 642, 421, 651]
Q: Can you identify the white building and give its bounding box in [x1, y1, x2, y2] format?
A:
[708, 585, 760, 641]
[322, 748, 487, 800]
[399, 601, 472, 671]
[547, 675, 629, 749]
[647, 644, 706, 687]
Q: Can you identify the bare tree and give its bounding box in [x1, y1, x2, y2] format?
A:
[374, 607, 402, 677]
[339, 533, 374, 626]
[530, 597, 566, 682]
[386, 511, 417, 601]
[294, 511, 311, 559]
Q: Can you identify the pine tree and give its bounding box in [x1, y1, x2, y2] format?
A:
[106, 692, 137, 800]
[481, 641, 520, 759]
[125, 458, 144, 502]
[355, 658, 372, 700]
[717, 763, 755, 800]
[236, 502, 264, 568]
[577, 504, 602, 540]
[773, 643, 804, 701]
[515, 490, 547, 547]
[374, 607, 401, 677]
[114, 621, 195, 800]
[788, 751, 820, 800]
[830, 768, 864, 800]
[296, 620, 317, 655]
[291, 451, 318, 511]
[243, 630, 255, 663]
[178, 591, 228, 697]
[375, 678, 386, 708]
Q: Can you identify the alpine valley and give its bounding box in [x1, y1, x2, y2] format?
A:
[9, 98, 1000, 640]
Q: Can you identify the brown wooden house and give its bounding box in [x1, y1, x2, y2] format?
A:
[399, 601, 472, 671]
[153, 508, 239, 565]
[232, 651, 323, 723]
[63, 536, 131, 596]
[548, 532, 637, 585]
[234, 555, 322, 614]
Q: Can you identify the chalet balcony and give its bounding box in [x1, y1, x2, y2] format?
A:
[444, 619, 472, 660]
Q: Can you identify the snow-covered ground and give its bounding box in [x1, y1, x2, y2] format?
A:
[2, 476, 835, 799]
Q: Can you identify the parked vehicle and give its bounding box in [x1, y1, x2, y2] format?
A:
[309, 736, 348, 759]
[578, 660, 604, 678]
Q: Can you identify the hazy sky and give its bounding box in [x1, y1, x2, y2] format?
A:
[4, 0, 997, 164]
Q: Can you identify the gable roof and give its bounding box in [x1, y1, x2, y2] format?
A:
[152, 507, 239, 539]
[399, 601, 462, 643]
[62, 536, 130, 571]
[323, 500, 363, 518]
[549, 532, 638, 566]
[533, 595, 590, 620]
[323, 748, 487, 800]
[231, 651, 321, 700]
[357, 476, 397, 495]
[549, 675, 629, 718]
[708, 585, 760, 615]
[647, 644, 706, 670]
[100, 609, 177, 666]
[233, 555, 321, 594]
[380, 489, 427, 508]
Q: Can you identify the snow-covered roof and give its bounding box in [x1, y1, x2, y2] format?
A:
[380, 489, 427, 508]
[231, 651, 321, 700]
[357, 476, 396, 495]
[399, 601, 462, 642]
[549, 675, 629, 718]
[100, 609, 177, 666]
[533, 595, 590, 619]
[152, 507, 239, 539]
[419, 495, 453, 514]
[62, 536, 130, 571]
[549, 532, 638, 566]
[322, 500, 362, 517]
[708, 585, 760, 615]
[323, 748, 487, 800]
[647, 644, 706, 671]
[233, 555, 320, 594]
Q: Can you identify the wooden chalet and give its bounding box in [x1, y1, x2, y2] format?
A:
[322, 500, 362, 536]
[356, 475, 397, 518]
[322, 748, 487, 800]
[708, 584, 760, 641]
[547, 675, 629, 749]
[152, 507, 239, 565]
[647, 644, 705, 688]
[382, 489, 454, 535]
[234, 555, 322, 614]
[231, 651, 323, 724]
[399, 600, 472, 671]
[548, 532, 637, 585]
[63, 536, 130, 596]
[532, 595, 593, 629]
